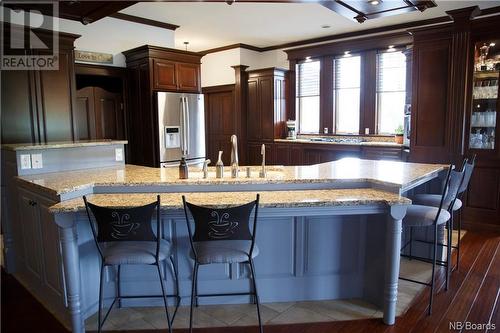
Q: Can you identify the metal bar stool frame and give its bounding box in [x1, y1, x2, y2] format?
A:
[182, 194, 263, 333]
[83, 195, 180, 333]
[399, 165, 463, 315]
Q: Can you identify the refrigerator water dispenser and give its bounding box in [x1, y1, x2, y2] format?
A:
[165, 126, 181, 148]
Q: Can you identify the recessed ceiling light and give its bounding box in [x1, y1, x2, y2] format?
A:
[343, 51, 351, 57]
[305, 56, 312, 62]
[490, 42, 496, 47]
[321, 25, 331, 29]
[387, 45, 396, 52]
[370, 0, 380, 5]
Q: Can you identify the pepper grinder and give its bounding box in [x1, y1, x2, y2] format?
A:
[216, 151, 224, 178]
[179, 156, 188, 179]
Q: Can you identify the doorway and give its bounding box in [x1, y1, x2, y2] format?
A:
[75, 64, 128, 141]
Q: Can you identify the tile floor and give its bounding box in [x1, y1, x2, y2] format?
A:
[85, 230, 462, 331]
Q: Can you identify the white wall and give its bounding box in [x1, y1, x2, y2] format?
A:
[200, 48, 241, 87]
[1, 8, 175, 67]
[201, 47, 290, 87]
[60, 17, 175, 67]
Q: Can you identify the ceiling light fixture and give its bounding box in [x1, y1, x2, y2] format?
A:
[184, 41, 189, 51]
[369, 0, 380, 5]
[387, 45, 396, 52]
[226, 0, 236, 4]
[305, 56, 312, 62]
[343, 51, 351, 57]
[490, 42, 496, 47]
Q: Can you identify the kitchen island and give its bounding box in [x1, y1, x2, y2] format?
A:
[4, 147, 447, 333]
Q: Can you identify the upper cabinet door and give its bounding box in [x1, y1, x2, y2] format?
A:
[154, 59, 178, 90]
[37, 49, 75, 142]
[176, 62, 200, 92]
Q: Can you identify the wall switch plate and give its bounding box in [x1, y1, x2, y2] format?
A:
[20, 154, 32, 170]
[31, 153, 43, 169]
[115, 148, 123, 162]
[365, 128, 370, 135]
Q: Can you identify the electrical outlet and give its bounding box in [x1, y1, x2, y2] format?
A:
[115, 148, 123, 162]
[31, 153, 43, 169]
[20, 154, 31, 170]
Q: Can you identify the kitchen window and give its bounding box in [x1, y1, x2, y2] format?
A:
[334, 55, 361, 134]
[376, 50, 406, 134]
[296, 60, 320, 134]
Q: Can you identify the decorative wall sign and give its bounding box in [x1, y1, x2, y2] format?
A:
[74, 50, 113, 64]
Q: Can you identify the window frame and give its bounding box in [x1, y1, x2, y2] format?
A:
[375, 48, 407, 135]
[290, 37, 410, 137]
[295, 58, 322, 134]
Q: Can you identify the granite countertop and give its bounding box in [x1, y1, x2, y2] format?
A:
[274, 138, 403, 147]
[1, 139, 128, 151]
[49, 188, 411, 213]
[16, 158, 447, 197]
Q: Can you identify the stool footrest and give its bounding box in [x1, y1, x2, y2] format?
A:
[197, 292, 256, 298]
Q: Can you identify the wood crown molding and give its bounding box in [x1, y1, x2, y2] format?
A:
[198, 5, 500, 56]
[109, 13, 179, 31]
[199, 43, 263, 55]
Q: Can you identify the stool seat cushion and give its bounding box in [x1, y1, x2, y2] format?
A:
[102, 240, 172, 265]
[191, 240, 259, 264]
[403, 205, 451, 227]
[412, 194, 462, 211]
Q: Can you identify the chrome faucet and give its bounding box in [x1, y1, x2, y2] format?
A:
[202, 159, 211, 179]
[259, 144, 266, 178]
[230, 134, 239, 178]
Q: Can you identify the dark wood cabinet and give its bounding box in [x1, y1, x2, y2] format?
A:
[152, 60, 200, 92]
[177, 62, 200, 92]
[1, 26, 79, 144]
[123, 45, 202, 166]
[303, 146, 360, 165]
[247, 142, 274, 166]
[247, 68, 287, 142]
[203, 84, 236, 166]
[409, 27, 453, 163]
[76, 87, 124, 140]
[361, 146, 403, 161]
[153, 60, 177, 90]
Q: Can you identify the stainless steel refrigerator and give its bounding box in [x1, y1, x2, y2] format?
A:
[157, 92, 205, 167]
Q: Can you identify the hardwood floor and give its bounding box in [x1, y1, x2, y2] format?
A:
[2, 230, 498, 333]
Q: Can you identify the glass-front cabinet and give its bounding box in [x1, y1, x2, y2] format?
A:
[468, 40, 500, 151]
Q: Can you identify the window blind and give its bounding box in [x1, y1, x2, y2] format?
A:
[297, 61, 320, 97]
[376, 51, 406, 92]
[376, 51, 406, 134]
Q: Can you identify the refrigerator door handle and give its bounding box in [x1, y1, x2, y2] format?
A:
[179, 97, 186, 155]
[184, 97, 190, 156]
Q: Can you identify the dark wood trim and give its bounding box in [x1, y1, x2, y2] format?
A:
[75, 63, 128, 78]
[285, 31, 412, 61]
[199, 43, 263, 55]
[109, 13, 179, 31]
[197, 7, 500, 55]
[123, 45, 202, 64]
[202, 84, 235, 94]
[232, 65, 249, 164]
[320, 56, 333, 134]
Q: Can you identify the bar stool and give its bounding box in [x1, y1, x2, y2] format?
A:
[411, 155, 475, 285]
[182, 194, 263, 333]
[399, 165, 465, 315]
[83, 195, 180, 333]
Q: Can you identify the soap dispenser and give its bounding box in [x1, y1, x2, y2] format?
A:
[179, 156, 188, 179]
[216, 151, 224, 178]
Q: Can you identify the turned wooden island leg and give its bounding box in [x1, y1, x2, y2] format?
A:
[56, 213, 85, 333]
[383, 204, 407, 325]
